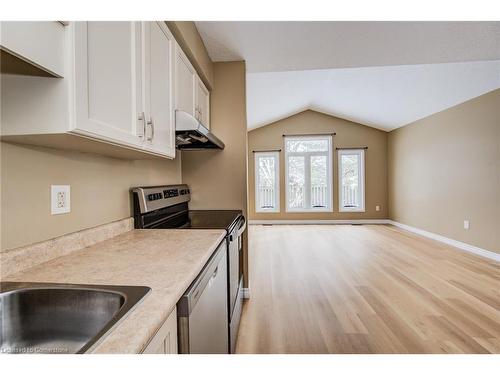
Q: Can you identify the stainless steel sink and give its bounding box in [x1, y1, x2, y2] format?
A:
[0, 282, 150, 354]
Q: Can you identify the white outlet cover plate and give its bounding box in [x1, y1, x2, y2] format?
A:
[51, 185, 71, 215]
[463, 220, 470, 230]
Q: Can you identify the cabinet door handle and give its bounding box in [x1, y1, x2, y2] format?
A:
[138, 112, 146, 138]
[146, 117, 154, 142]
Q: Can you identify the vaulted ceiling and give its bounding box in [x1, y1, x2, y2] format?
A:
[195, 21, 500, 131]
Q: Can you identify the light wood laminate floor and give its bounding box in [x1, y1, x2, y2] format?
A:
[235, 225, 500, 354]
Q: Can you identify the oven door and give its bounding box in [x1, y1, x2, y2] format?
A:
[228, 230, 239, 317]
[228, 217, 246, 317]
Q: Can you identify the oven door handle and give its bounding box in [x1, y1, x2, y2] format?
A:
[230, 217, 246, 241]
[237, 217, 246, 237]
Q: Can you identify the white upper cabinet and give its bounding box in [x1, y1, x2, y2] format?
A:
[195, 76, 210, 129]
[73, 22, 144, 149]
[0, 21, 66, 77]
[174, 43, 196, 117]
[142, 22, 176, 158]
[174, 43, 210, 129]
[1, 21, 203, 159]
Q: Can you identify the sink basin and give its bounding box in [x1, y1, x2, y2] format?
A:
[0, 282, 150, 354]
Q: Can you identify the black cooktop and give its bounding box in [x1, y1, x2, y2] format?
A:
[149, 208, 242, 232]
[187, 210, 242, 230]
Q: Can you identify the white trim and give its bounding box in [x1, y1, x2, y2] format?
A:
[254, 151, 280, 213]
[388, 220, 500, 263]
[338, 148, 365, 212]
[242, 288, 251, 299]
[249, 219, 390, 225]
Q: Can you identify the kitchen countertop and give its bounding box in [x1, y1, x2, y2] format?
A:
[2, 228, 227, 353]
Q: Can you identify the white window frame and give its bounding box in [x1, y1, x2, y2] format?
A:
[254, 151, 280, 213]
[338, 149, 365, 212]
[284, 135, 333, 213]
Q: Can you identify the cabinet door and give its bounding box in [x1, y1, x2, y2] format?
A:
[0, 21, 66, 77]
[73, 22, 144, 148]
[195, 77, 210, 128]
[174, 42, 196, 117]
[142, 22, 176, 158]
[143, 307, 178, 354]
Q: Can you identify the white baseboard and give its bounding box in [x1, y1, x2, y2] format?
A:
[242, 288, 251, 299]
[248, 219, 391, 225]
[388, 220, 500, 263]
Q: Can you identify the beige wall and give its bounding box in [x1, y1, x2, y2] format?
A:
[388, 89, 500, 254]
[1, 24, 252, 284]
[0, 142, 181, 250]
[248, 110, 388, 220]
[166, 21, 214, 89]
[182, 61, 249, 285]
[1, 20, 215, 252]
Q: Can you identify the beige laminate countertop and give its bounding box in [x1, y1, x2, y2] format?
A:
[2, 229, 227, 353]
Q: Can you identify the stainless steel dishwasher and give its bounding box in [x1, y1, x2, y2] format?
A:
[177, 241, 228, 354]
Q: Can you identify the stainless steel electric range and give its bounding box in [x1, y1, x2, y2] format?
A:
[131, 184, 246, 354]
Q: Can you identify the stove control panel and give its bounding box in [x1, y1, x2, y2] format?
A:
[163, 188, 179, 198]
[132, 184, 191, 214]
[147, 193, 163, 201]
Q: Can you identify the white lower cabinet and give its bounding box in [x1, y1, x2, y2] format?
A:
[142, 307, 178, 354]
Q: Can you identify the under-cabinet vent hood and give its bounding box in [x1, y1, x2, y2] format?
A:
[175, 110, 225, 150]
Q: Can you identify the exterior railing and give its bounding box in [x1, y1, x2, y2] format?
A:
[258, 186, 276, 209]
[259, 185, 329, 209]
[342, 185, 358, 207]
[311, 185, 327, 207]
[259, 185, 358, 210]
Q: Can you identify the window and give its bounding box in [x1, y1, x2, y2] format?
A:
[285, 135, 332, 212]
[255, 152, 280, 212]
[338, 149, 365, 212]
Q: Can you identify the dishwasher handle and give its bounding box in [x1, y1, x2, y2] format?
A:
[193, 266, 218, 299]
[208, 265, 219, 287]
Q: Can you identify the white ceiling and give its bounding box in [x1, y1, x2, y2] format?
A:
[195, 22, 500, 131]
[246, 61, 500, 131]
[196, 22, 500, 72]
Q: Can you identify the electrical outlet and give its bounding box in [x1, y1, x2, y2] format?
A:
[51, 185, 70, 215]
[375, 205, 380, 212]
[463, 220, 470, 230]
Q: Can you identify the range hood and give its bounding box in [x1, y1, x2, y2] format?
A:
[175, 110, 225, 150]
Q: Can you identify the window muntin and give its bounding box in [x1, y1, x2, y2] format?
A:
[255, 152, 280, 212]
[285, 136, 332, 212]
[338, 149, 365, 212]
